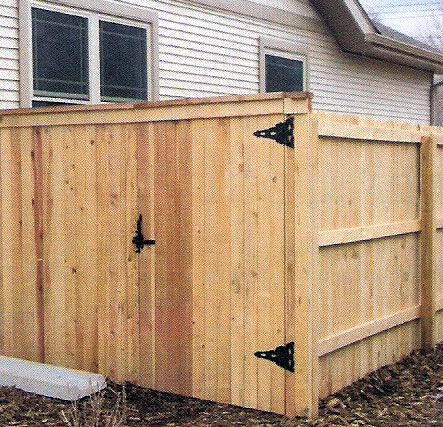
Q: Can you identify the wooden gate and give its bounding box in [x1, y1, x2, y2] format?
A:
[0, 93, 315, 417]
[135, 115, 289, 414]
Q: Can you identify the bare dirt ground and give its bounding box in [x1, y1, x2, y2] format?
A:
[0, 344, 441, 426]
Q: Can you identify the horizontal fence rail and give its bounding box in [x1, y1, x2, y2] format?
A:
[318, 220, 421, 247]
[303, 113, 443, 418]
[318, 305, 421, 357]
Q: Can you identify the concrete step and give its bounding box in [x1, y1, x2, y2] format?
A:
[0, 356, 106, 401]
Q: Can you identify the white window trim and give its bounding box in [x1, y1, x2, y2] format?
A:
[259, 36, 310, 94]
[19, 0, 160, 108]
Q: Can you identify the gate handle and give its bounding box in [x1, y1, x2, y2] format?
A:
[132, 214, 155, 253]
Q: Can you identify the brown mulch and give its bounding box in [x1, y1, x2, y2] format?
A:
[0, 345, 441, 426]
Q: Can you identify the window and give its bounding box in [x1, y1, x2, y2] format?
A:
[265, 53, 305, 93]
[259, 37, 308, 94]
[32, 8, 89, 101]
[99, 21, 148, 101]
[19, 0, 159, 107]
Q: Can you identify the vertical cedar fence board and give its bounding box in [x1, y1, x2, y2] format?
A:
[434, 132, 443, 341]
[311, 112, 443, 416]
[0, 93, 441, 419]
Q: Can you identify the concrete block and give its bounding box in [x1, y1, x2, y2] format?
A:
[0, 356, 106, 401]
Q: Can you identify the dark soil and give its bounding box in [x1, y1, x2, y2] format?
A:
[0, 345, 441, 426]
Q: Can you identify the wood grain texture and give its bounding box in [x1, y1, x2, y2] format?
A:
[41, 126, 67, 366]
[284, 123, 296, 416]
[153, 121, 193, 396]
[0, 127, 39, 361]
[188, 114, 286, 412]
[0, 93, 312, 117]
[243, 115, 259, 410]
[190, 118, 207, 400]
[31, 127, 44, 362]
[137, 122, 156, 389]
[319, 320, 421, 399]
[314, 111, 435, 402]
[319, 220, 421, 247]
[318, 305, 421, 356]
[0, 99, 441, 419]
[255, 115, 286, 413]
[0, 95, 311, 128]
[318, 121, 423, 143]
[420, 136, 436, 349]
[0, 127, 21, 358]
[285, 114, 320, 419]
[434, 141, 443, 342]
[125, 125, 140, 382]
[228, 117, 245, 408]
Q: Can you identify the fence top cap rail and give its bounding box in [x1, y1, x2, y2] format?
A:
[0, 92, 313, 118]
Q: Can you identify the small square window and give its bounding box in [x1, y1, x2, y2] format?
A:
[32, 8, 89, 99]
[99, 21, 148, 101]
[265, 54, 304, 93]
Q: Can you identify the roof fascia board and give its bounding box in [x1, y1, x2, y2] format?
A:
[186, 0, 325, 33]
[342, 0, 376, 34]
[369, 45, 443, 73]
[366, 33, 443, 67]
[322, 0, 442, 71]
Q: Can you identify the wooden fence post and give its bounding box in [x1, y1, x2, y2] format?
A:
[285, 113, 320, 419]
[420, 135, 436, 350]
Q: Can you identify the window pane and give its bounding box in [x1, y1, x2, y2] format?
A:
[32, 8, 89, 98]
[100, 21, 148, 101]
[265, 54, 304, 93]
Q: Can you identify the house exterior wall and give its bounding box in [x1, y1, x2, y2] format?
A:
[0, 0, 433, 123]
[0, 0, 19, 110]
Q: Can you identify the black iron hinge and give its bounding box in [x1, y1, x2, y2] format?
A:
[133, 214, 155, 253]
[254, 342, 294, 373]
[253, 117, 294, 148]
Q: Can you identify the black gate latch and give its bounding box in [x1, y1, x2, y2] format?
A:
[253, 117, 294, 148]
[255, 342, 294, 372]
[133, 214, 155, 253]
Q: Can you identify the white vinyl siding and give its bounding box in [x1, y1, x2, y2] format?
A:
[243, 0, 318, 18]
[0, 0, 19, 107]
[1, 0, 432, 123]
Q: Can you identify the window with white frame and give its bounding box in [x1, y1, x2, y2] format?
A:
[259, 37, 308, 94]
[20, 0, 158, 107]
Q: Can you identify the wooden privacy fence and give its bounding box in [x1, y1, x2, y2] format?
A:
[0, 93, 441, 418]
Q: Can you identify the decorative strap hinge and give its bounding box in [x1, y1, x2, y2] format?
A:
[253, 117, 294, 148]
[255, 342, 294, 372]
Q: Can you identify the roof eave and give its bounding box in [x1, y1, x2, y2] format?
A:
[311, 0, 442, 73]
[365, 33, 443, 73]
[365, 33, 443, 67]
